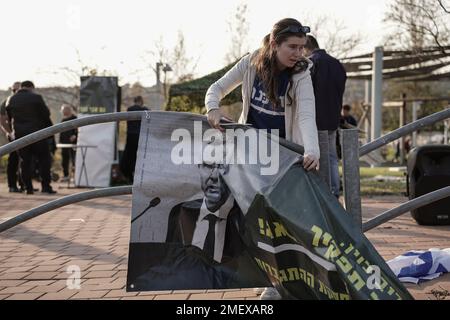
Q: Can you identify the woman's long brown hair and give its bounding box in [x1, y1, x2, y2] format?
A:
[252, 18, 309, 107]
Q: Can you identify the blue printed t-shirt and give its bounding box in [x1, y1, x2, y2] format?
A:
[247, 71, 289, 138]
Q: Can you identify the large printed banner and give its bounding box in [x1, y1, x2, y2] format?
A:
[126, 112, 413, 300]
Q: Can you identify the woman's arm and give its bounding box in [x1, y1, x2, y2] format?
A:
[205, 54, 250, 112]
[297, 73, 320, 168]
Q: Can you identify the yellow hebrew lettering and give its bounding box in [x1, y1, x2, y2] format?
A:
[311, 225, 323, 247]
[336, 256, 353, 273]
[318, 280, 326, 294]
[356, 256, 365, 265]
[344, 243, 354, 254]
[299, 268, 306, 282]
[306, 273, 315, 288]
[380, 277, 389, 290]
[330, 290, 339, 300]
[265, 221, 273, 239]
[258, 218, 265, 236]
[339, 293, 350, 300]
[254, 258, 264, 270]
[322, 232, 332, 246]
[362, 261, 371, 271]
[279, 269, 288, 283]
[287, 267, 299, 281]
[325, 243, 341, 260]
[347, 270, 365, 291]
[370, 292, 380, 300]
[273, 222, 297, 242]
[263, 262, 273, 275]
[271, 266, 280, 280]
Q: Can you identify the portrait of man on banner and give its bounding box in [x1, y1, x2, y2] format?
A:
[126, 124, 269, 291]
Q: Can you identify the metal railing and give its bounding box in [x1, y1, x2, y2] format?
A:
[1, 107, 449, 234]
[0, 186, 132, 233]
[355, 106, 450, 231]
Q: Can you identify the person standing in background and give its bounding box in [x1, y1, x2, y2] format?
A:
[59, 104, 78, 182]
[5, 81, 56, 194]
[303, 35, 347, 199]
[120, 96, 149, 183]
[0, 81, 23, 192]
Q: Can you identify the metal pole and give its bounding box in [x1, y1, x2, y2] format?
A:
[412, 101, 421, 147]
[318, 130, 331, 189]
[445, 119, 449, 145]
[341, 129, 362, 228]
[364, 80, 372, 143]
[156, 62, 162, 86]
[363, 186, 450, 232]
[399, 93, 406, 165]
[360, 107, 450, 156]
[0, 186, 132, 233]
[371, 47, 383, 144]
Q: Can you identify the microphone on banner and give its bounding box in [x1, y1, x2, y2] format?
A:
[131, 197, 161, 223]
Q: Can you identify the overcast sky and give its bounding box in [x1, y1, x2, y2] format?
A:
[0, 0, 392, 89]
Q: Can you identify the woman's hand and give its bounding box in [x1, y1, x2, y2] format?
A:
[207, 109, 224, 131]
[303, 153, 319, 171]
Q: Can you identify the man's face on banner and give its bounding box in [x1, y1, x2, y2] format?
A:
[198, 161, 231, 212]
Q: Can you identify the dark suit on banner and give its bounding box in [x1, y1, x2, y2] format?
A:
[128, 197, 264, 290]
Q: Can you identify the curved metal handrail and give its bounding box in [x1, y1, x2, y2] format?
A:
[362, 186, 450, 232]
[360, 107, 450, 156]
[0, 186, 132, 233]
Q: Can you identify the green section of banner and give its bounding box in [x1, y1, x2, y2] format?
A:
[241, 165, 413, 300]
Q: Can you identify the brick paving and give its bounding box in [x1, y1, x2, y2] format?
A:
[0, 182, 449, 300]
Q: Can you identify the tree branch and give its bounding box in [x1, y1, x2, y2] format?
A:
[438, 0, 450, 13]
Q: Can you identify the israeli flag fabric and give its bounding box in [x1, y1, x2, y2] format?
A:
[387, 248, 450, 284]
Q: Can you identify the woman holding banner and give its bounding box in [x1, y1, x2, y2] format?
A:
[205, 18, 320, 299]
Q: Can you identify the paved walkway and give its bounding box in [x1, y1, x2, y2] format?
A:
[0, 182, 449, 300]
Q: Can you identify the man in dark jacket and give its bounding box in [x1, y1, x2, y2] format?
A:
[120, 96, 148, 182]
[5, 81, 56, 194]
[304, 35, 347, 198]
[0, 81, 23, 192]
[59, 104, 78, 182]
[340, 104, 357, 128]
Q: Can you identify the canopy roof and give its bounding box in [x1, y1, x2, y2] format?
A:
[341, 46, 450, 81]
[168, 59, 241, 107]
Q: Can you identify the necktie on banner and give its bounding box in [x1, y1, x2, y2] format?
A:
[126, 112, 414, 300]
[387, 248, 450, 284]
[203, 214, 218, 259]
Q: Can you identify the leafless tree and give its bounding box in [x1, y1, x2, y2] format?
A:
[170, 31, 200, 83]
[384, 0, 450, 52]
[142, 32, 199, 85]
[307, 15, 363, 59]
[224, 3, 250, 64]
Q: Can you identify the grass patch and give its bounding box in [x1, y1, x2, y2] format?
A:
[360, 180, 406, 196]
[339, 166, 407, 196]
[359, 167, 405, 179]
